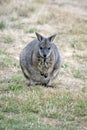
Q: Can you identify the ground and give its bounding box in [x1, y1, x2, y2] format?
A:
[0, 0, 87, 130]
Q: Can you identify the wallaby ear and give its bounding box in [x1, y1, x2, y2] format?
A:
[35, 32, 44, 42]
[48, 34, 56, 42]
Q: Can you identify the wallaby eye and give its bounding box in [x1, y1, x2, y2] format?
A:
[40, 46, 43, 50]
[48, 47, 50, 50]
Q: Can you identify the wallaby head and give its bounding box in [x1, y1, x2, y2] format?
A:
[35, 32, 56, 59]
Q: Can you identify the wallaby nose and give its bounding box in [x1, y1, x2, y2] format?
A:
[43, 54, 46, 58]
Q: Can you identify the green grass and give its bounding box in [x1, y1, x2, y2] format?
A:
[0, 116, 56, 130]
[61, 63, 69, 69]
[0, 83, 87, 130]
[10, 17, 18, 21]
[0, 72, 24, 91]
[0, 49, 19, 70]
[0, 56, 19, 68]
[72, 69, 85, 79]
[25, 28, 37, 33]
[0, 49, 9, 55]
[81, 87, 87, 93]
[74, 100, 87, 116]
[2, 35, 14, 43]
[0, 21, 5, 29]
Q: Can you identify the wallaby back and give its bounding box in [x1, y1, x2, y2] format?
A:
[20, 32, 61, 86]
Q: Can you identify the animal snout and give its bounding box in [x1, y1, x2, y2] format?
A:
[43, 54, 46, 58]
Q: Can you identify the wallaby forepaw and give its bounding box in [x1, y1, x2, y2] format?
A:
[45, 84, 56, 88]
[26, 83, 30, 87]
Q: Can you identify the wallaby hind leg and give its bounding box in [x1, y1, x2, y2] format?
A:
[21, 66, 30, 80]
[23, 70, 29, 80]
[27, 80, 41, 87]
[46, 80, 57, 88]
[51, 69, 59, 80]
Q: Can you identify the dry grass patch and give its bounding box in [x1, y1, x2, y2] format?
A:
[1, 35, 14, 44]
[25, 27, 38, 33]
[33, 0, 47, 3]
[37, 12, 56, 25]
[17, 5, 36, 17]
[0, 0, 37, 16]
[71, 41, 86, 50]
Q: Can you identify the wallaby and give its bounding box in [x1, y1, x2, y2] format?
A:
[20, 32, 61, 87]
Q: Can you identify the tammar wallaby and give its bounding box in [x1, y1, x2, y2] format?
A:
[20, 32, 61, 87]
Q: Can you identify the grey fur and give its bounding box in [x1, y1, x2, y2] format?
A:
[20, 32, 61, 86]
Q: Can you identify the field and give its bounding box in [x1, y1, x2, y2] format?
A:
[0, 0, 87, 130]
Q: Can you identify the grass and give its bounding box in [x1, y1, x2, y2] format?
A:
[73, 53, 87, 61]
[71, 40, 86, 50]
[37, 13, 56, 25]
[0, 21, 6, 29]
[0, 56, 19, 68]
[69, 26, 87, 35]
[0, 49, 9, 55]
[2, 35, 14, 43]
[61, 63, 69, 69]
[72, 69, 85, 79]
[0, 117, 56, 130]
[0, 0, 87, 130]
[10, 17, 18, 21]
[0, 0, 11, 4]
[0, 49, 19, 70]
[25, 28, 37, 33]
[0, 81, 87, 129]
[74, 100, 87, 117]
[33, 0, 47, 3]
[13, 24, 23, 29]
[17, 6, 36, 17]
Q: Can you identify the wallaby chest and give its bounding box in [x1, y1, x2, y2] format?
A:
[32, 53, 55, 73]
